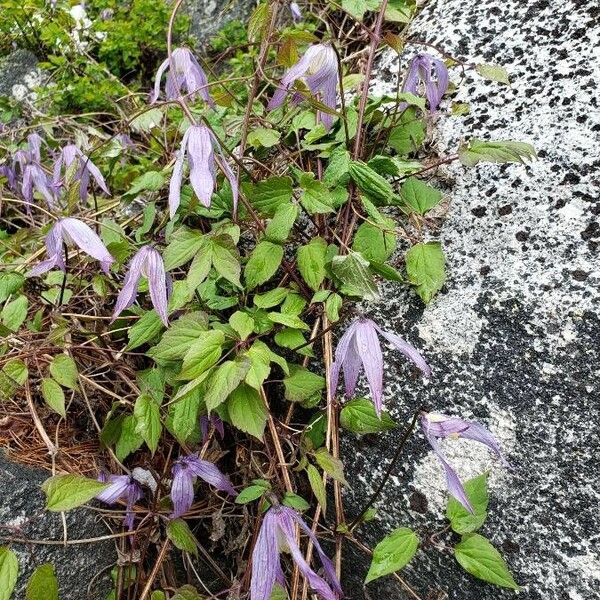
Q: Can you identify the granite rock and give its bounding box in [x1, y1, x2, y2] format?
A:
[184, 0, 255, 46]
[340, 0, 599, 599]
[0, 49, 42, 102]
[0, 454, 114, 599]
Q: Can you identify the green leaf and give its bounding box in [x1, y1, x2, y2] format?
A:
[135, 202, 157, 243]
[401, 177, 443, 214]
[148, 312, 208, 362]
[126, 310, 164, 350]
[245, 241, 284, 290]
[297, 237, 327, 291]
[274, 328, 313, 356]
[150, 592, 166, 600]
[267, 312, 309, 330]
[388, 108, 425, 155]
[41, 378, 66, 418]
[179, 330, 225, 380]
[187, 249, 212, 290]
[475, 63, 510, 84]
[323, 147, 351, 186]
[26, 563, 58, 600]
[331, 251, 379, 301]
[1, 295, 27, 331]
[134, 394, 162, 455]
[115, 415, 144, 461]
[342, 0, 378, 19]
[283, 366, 325, 403]
[42, 474, 109, 512]
[282, 492, 310, 511]
[130, 108, 163, 132]
[314, 448, 347, 485]
[385, 0, 416, 23]
[125, 171, 165, 196]
[210, 234, 242, 287]
[0, 358, 28, 401]
[340, 398, 397, 435]
[229, 311, 255, 341]
[447, 473, 489, 534]
[0, 547, 18, 600]
[244, 176, 293, 217]
[169, 386, 202, 443]
[365, 528, 419, 583]
[248, 1, 271, 42]
[166, 519, 198, 556]
[306, 464, 327, 512]
[352, 221, 396, 263]
[299, 177, 337, 214]
[458, 139, 536, 167]
[248, 127, 281, 148]
[49, 354, 79, 391]
[325, 292, 342, 322]
[171, 585, 204, 600]
[253, 287, 289, 309]
[349, 161, 396, 205]
[405, 242, 446, 303]
[0, 272, 25, 303]
[454, 534, 519, 589]
[163, 227, 205, 270]
[265, 203, 298, 243]
[205, 359, 251, 412]
[235, 484, 267, 504]
[227, 384, 267, 440]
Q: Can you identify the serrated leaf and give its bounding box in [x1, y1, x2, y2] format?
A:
[405, 242, 446, 303]
[169, 386, 202, 443]
[210, 234, 242, 287]
[459, 139, 536, 167]
[229, 311, 255, 341]
[401, 177, 443, 214]
[331, 251, 379, 301]
[306, 464, 327, 512]
[282, 492, 310, 511]
[163, 227, 205, 270]
[167, 519, 198, 556]
[227, 384, 267, 440]
[283, 366, 325, 403]
[248, 127, 281, 148]
[115, 415, 143, 461]
[26, 563, 58, 600]
[475, 63, 510, 84]
[365, 528, 419, 583]
[235, 485, 267, 504]
[447, 473, 489, 534]
[126, 310, 164, 350]
[130, 108, 163, 132]
[244, 176, 293, 217]
[265, 203, 298, 243]
[454, 533, 519, 589]
[388, 108, 425, 155]
[134, 394, 162, 455]
[267, 312, 309, 330]
[0, 272, 25, 303]
[314, 448, 347, 485]
[297, 237, 327, 291]
[179, 330, 225, 380]
[49, 354, 79, 391]
[340, 398, 397, 435]
[248, 1, 270, 42]
[41, 378, 66, 418]
[126, 171, 164, 196]
[299, 177, 337, 214]
[42, 474, 109, 512]
[148, 312, 208, 362]
[0, 547, 18, 600]
[187, 250, 212, 290]
[245, 241, 284, 290]
[205, 359, 251, 412]
[352, 221, 396, 263]
[1, 295, 27, 331]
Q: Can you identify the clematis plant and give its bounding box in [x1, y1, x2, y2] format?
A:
[169, 123, 238, 218]
[13, 133, 56, 210]
[200, 414, 225, 441]
[151, 47, 213, 105]
[403, 53, 449, 112]
[267, 43, 338, 130]
[170, 453, 236, 518]
[289, 1, 302, 22]
[421, 412, 509, 512]
[27, 217, 114, 277]
[330, 317, 431, 415]
[251, 504, 342, 600]
[96, 473, 143, 531]
[111, 245, 170, 327]
[53, 144, 110, 202]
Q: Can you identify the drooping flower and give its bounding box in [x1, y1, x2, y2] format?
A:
[267, 43, 338, 130]
[170, 453, 236, 518]
[200, 414, 225, 441]
[402, 53, 449, 112]
[111, 245, 169, 326]
[0, 164, 17, 191]
[151, 47, 213, 105]
[53, 144, 110, 202]
[13, 133, 56, 210]
[421, 412, 509, 512]
[251, 504, 342, 600]
[169, 123, 238, 218]
[27, 217, 114, 277]
[289, 2, 302, 22]
[96, 473, 143, 531]
[329, 317, 431, 415]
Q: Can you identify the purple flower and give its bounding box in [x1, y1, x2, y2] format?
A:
[53, 144, 110, 202]
[403, 53, 449, 112]
[329, 317, 431, 415]
[170, 453, 236, 518]
[169, 124, 238, 218]
[0, 164, 17, 191]
[267, 43, 338, 131]
[421, 412, 509, 512]
[290, 2, 302, 22]
[200, 414, 225, 441]
[151, 47, 213, 105]
[96, 473, 143, 531]
[27, 217, 114, 277]
[251, 504, 342, 600]
[13, 133, 56, 210]
[111, 245, 169, 326]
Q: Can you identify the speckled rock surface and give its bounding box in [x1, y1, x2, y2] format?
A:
[0, 454, 114, 599]
[340, 0, 599, 599]
[0, 49, 42, 102]
[184, 0, 255, 45]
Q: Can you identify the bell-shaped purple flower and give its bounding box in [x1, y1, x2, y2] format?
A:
[27, 217, 114, 277]
[267, 43, 338, 131]
[289, 2, 302, 22]
[96, 473, 143, 531]
[151, 47, 213, 105]
[170, 453, 236, 518]
[200, 414, 225, 441]
[111, 245, 169, 326]
[169, 124, 238, 218]
[403, 53, 449, 112]
[251, 504, 342, 600]
[13, 133, 56, 210]
[329, 317, 431, 415]
[53, 144, 110, 202]
[0, 164, 17, 191]
[421, 412, 509, 513]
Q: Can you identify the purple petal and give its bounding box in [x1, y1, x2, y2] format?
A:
[329, 319, 359, 398]
[169, 128, 191, 218]
[355, 320, 384, 415]
[374, 325, 432, 377]
[82, 153, 110, 195]
[151, 57, 169, 103]
[251, 508, 280, 600]
[111, 247, 146, 322]
[187, 125, 215, 208]
[124, 480, 143, 530]
[187, 456, 236, 496]
[61, 218, 114, 273]
[142, 246, 169, 326]
[342, 340, 361, 399]
[170, 463, 195, 518]
[96, 474, 131, 504]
